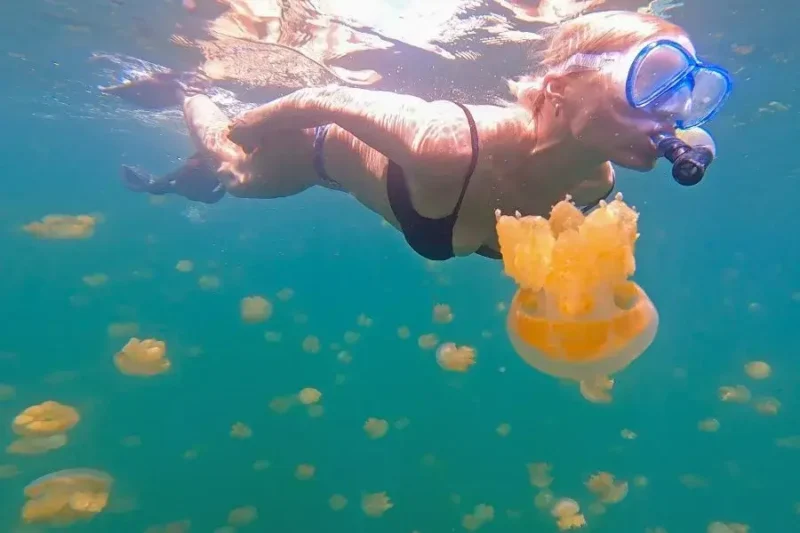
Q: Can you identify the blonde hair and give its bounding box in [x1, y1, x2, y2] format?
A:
[508, 10, 686, 111]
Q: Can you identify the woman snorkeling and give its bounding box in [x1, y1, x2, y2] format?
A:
[106, 10, 730, 261]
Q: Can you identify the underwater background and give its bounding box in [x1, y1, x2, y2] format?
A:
[0, 0, 798, 531]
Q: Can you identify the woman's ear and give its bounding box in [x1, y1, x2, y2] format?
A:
[542, 73, 568, 109]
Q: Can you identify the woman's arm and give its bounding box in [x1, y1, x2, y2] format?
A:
[228, 86, 458, 170]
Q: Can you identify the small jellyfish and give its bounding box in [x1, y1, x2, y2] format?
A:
[264, 331, 282, 343]
[82, 273, 108, 287]
[121, 436, 142, 448]
[295, 464, 315, 480]
[7, 434, 68, 455]
[107, 322, 140, 338]
[433, 304, 454, 324]
[114, 338, 171, 376]
[230, 422, 252, 439]
[23, 214, 96, 239]
[198, 275, 221, 291]
[228, 505, 258, 526]
[337, 350, 353, 364]
[620, 429, 637, 440]
[343, 330, 361, 344]
[13, 401, 80, 438]
[361, 492, 393, 517]
[527, 463, 553, 489]
[175, 260, 194, 273]
[496, 423, 511, 437]
[298, 387, 322, 405]
[269, 395, 298, 414]
[394, 417, 411, 430]
[252, 460, 270, 471]
[633, 475, 649, 488]
[744, 361, 771, 380]
[276, 287, 294, 301]
[240, 296, 273, 323]
[754, 397, 780, 416]
[418, 333, 439, 350]
[580, 376, 614, 403]
[462, 503, 495, 531]
[534, 489, 554, 510]
[776, 436, 800, 449]
[364, 418, 389, 439]
[718, 385, 751, 403]
[302, 335, 321, 354]
[21, 468, 113, 525]
[307, 404, 325, 418]
[587, 502, 606, 515]
[0, 383, 15, 401]
[397, 326, 411, 339]
[707, 522, 750, 533]
[585, 472, 628, 504]
[145, 519, 192, 533]
[679, 474, 709, 488]
[551, 498, 586, 530]
[0, 464, 20, 479]
[498, 195, 658, 382]
[698, 418, 721, 432]
[436, 343, 476, 372]
[357, 313, 374, 327]
[329, 494, 348, 511]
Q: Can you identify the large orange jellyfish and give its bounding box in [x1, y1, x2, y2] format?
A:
[21, 468, 113, 525]
[496, 193, 658, 382]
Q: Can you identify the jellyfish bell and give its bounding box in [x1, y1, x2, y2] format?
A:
[497, 194, 659, 382]
[22, 468, 113, 525]
[506, 283, 658, 381]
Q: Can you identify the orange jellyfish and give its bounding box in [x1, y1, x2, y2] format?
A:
[21, 468, 113, 525]
[496, 193, 658, 383]
[12, 401, 80, 437]
[23, 214, 96, 239]
[114, 338, 171, 376]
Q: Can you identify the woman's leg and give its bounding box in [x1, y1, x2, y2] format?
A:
[120, 155, 226, 204]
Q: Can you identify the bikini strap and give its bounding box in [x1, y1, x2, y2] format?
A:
[313, 125, 344, 190]
[450, 102, 480, 215]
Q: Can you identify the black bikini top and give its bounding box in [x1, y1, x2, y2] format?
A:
[386, 102, 501, 261]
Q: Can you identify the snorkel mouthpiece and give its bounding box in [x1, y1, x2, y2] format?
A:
[654, 127, 717, 187]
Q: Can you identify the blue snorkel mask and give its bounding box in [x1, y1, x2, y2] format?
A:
[557, 39, 733, 186]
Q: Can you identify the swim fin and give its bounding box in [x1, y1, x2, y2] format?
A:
[121, 165, 172, 194]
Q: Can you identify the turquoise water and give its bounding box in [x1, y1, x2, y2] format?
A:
[1, 1, 799, 532]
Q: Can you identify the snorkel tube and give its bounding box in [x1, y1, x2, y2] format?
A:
[653, 127, 717, 186]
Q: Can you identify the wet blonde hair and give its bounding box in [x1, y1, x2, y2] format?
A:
[508, 10, 686, 111]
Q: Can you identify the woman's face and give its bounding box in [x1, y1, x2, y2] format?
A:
[560, 34, 695, 171]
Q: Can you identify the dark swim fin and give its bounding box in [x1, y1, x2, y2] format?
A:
[121, 165, 172, 194]
[100, 72, 206, 109]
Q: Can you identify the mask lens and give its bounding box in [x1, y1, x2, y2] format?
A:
[647, 68, 729, 127]
[681, 68, 729, 126]
[629, 44, 691, 105]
